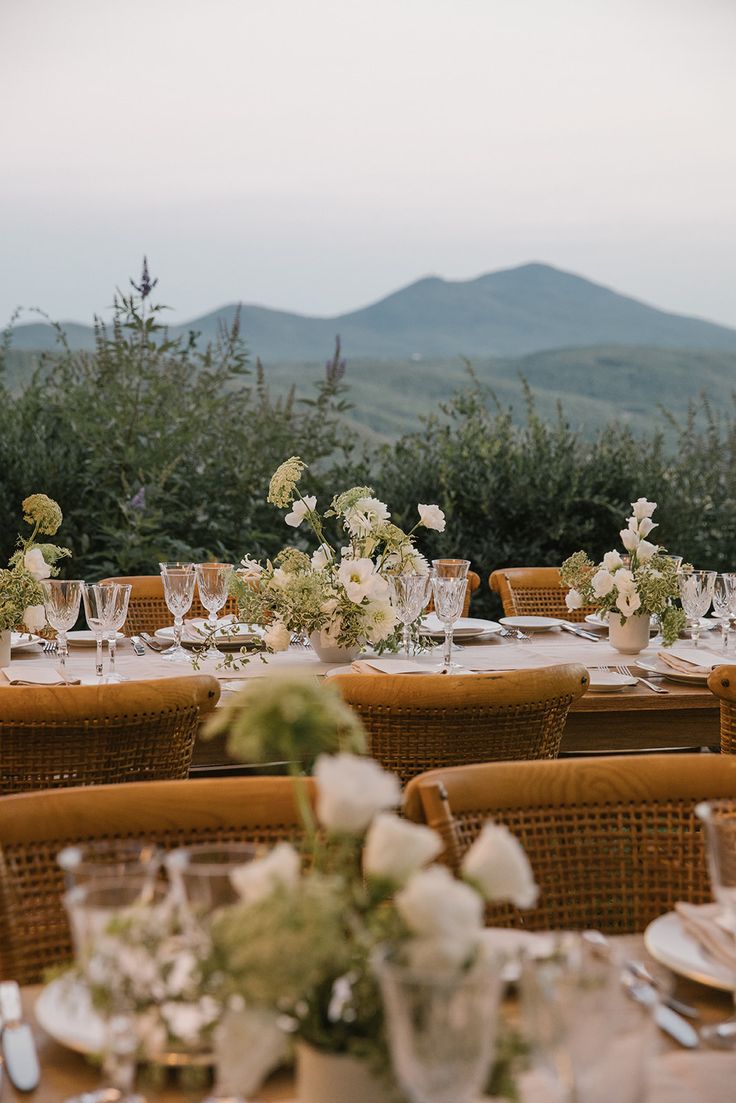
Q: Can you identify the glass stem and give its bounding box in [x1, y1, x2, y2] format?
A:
[57, 632, 68, 676]
[102, 1013, 139, 1099]
[174, 616, 183, 650]
[108, 634, 117, 675]
[723, 621, 730, 654]
[95, 635, 104, 679]
[443, 626, 453, 672]
[402, 623, 412, 657]
[692, 621, 700, 648]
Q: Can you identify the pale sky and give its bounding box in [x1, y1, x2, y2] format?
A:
[1, 0, 735, 328]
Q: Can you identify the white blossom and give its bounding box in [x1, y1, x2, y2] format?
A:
[344, 497, 391, 537]
[591, 569, 615, 598]
[314, 753, 400, 833]
[461, 822, 538, 908]
[24, 547, 51, 581]
[311, 544, 332, 569]
[417, 504, 446, 532]
[631, 498, 657, 520]
[263, 621, 290, 652]
[363, 813, 442, 885]
[602, 550, 623, 572]
[565, 588, 583, 610]
[23, 604, 46, 633]
[620, 527, 639, 552]
[337, 558, 382, 604]
[229, 843, 301, 904]
[363, 599, 398, 644]
[284, 495, 317, 528]
[238, 556, 264, 583]
[636, 517, 657, 539]
[616, 588, 642, 616]
[396, 866, 484, 965]
[636, 539, 658, 563]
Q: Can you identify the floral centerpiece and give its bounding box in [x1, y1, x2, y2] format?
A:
[232, 456, 446, 662]
[0, 494, 69, 661]
[560, 497, 685, 652]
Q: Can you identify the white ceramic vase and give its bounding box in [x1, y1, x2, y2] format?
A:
[308, 631, 360, 664]
[608, 612, 650, 655]
[0, 630, 10, 669]
[296, 1041, 389, 1103]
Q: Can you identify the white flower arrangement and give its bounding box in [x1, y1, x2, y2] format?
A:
[560, 498, 685, 646]
[0, 494, 70, 634]
[231, 457, 446, 653]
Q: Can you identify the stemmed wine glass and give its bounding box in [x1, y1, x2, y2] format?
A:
[83, 582, 131, 681]
[40, 579, 84, 680]
[104, 583, 132, 682]
[694, 800, 736, 1046]
[678, 570, 716, 648]
[390, 573, 431, 656]
[159, 562, 196, 661]
[712, 574, 736, 654]
[430, 559, 469, 673]
[195, 563, 234, 651]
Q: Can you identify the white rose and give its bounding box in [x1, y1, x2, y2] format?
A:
[396, 866, 484, 948]
[337, 557, 378, 604]
[620, 527, 639, 551]
[417, 504, 446, 532]
[616, 588, 642, 616]
[591, 569, 615, 598]
[23, 604, 46, 633]
[24, 547, 51, 581]
[636, 539, 657, 563]
[631, 498, 657, 520]
[602, 550, 623, 572]
[363, 813, 443, 885]
[636, 517, 657, 538]
[263, 621, 290, 652]
[314, 753, 400, 834]
[565, 588, 583, 611]
[311, 544, 332, 569]
[461, 822, 538, 909]
[284, 495, 317, 528]
[229, 842, 300, 905]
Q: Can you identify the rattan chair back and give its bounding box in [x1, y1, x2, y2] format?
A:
[706, 666, 736, 753]
[425, 569, 481, 618]
[332, 665, 588, 786]
[489, 567, 597, 623]
[0, 676, 219, 795]
[0, 775, 313, 984]
[404, 753, 736, 933]
[101, 574, 239, 636]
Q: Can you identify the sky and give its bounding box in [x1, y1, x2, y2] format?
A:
[1, 0, 735, 329]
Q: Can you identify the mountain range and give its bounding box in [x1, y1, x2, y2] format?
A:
[8, 262, 736, 361]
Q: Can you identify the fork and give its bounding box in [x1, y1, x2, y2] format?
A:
[42, 640, 57, 655]
[615, 663, 668, 694]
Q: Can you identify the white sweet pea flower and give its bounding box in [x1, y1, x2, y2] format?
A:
[461, 822, 538, 908]
[314, 753, 400, 833]
[23, 604, 46, 633]
[24, 547, 51, 581]
[591, 569, 615, 598]
[602, 550, 623, 572]
[565, 588, 584, 611]
[311, 544, 332, 570]
[417, 504, 446, 532]
[620, 527, 640, 552]
[337, 558, 379, 604]
[636, 517, 657, 538]
[636, 539, 658, 564]
[229, 842, 301, 904]
[396, 866, 484, 960]
[263, 621, 290, 652]
[284, 495, 317, 528]
[616, 588, 642, 616]
[344, 497, 390, 536]
[631, 498, 657, 520]
[363, 813, 443, 885]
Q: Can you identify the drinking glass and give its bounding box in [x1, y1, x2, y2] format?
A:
[41, 579, 84, 678]
[104, 583, 132, 682]
[390, 573, 432, 656]
[375, 951, 502, 1103]
[431, 559, 470, 580]
[712, 574, 736, 654]
[694, 800, 736, 1044]
[82, 583, 112, 680]
[159, 562, 196, 661]
[431, 576, 468, 673]
[195, 563, 234, 651]
[58, 839, 161, 890]
[678, 569, 716, 648]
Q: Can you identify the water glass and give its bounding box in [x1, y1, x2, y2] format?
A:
[678, 569, 716, 648]
[40, 579, 83, 678]
[82, 583, 113, 680]
[375, 951, 502, 1103]
[712, 574, 736, 653]
[195, 563, 234, 650]
[165, 842, 257, 921]
[58, 839, 161, 890]
[695, 800, 736, 928]
[159, 562, 196, 661]
[103, 583, 132, 682]
[431, 576, 468, 672]
[390, 573, 432, 656]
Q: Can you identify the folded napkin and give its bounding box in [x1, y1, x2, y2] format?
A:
[1, 664, 80, 686]
[351, 658, 430, 674]
[658, 647, 726, 676]
[674, 901, 736, 974]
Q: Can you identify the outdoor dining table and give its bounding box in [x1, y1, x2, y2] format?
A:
[14, 934, 736, 1103]
[2, 629, 722, 767]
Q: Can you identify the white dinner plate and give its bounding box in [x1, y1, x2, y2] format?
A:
[154, 623, 264, 649]
[499, 615, 565, 632]
[644, 911, 736, 992]
[634, 657, 709, 686]
[67, 630, 124, 646]
[10, 632, 41, 652]
[420, 615, 503, 640]
[586, 670, 636, 692]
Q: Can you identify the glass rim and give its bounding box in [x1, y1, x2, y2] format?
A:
[165, 842, 260, 874]
[159, 561, 195, 571]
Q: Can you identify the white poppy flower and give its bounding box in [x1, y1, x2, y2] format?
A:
[417, 504, 446, 532]
[284, 495, 317, 528]
[314, 753, 400, 833]
[363, 813, 443, 885]
[337, 558, 379, 604]
[461, 822, 538, 908]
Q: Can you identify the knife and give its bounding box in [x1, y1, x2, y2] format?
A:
[0, 981, 41, 1091]
[560, 622, 601, 642]
[626, 980, 699, 1048]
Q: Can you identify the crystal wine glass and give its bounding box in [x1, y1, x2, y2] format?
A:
[82, 582, 114, 681]
[375, 952, 502, 1103]
[195, 563, 234, 651]
[431, 576, 468, 673]
[103, 583, 132, 682]
[678, 569, 716, 648]
[431, 558, 470, 581]
[695, 800, 736, 1045]
[390, 573, 432, 656]
[712, 574, 736, 654]
[58, 839, 161, 890]
[159, 562, 196, 661]
[41, 579, 84, 679]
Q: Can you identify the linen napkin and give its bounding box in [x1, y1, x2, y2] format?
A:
[1, 664, 81, 686]
[657, 647, 726, 676]
[351, 658, 431, 674]
[674, 901, 736, 974]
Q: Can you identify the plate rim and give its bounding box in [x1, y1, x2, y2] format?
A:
[499, 615, 565, 630]
[644, 911, 736, 992]
[634, 657, 708, 685]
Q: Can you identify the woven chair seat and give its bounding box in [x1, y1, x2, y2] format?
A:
[404, 754, 736, 934]
[101, 574, 240, 636]
[489, 566, 598, 623]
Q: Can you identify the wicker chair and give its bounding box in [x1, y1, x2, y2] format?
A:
[426, 569, 481, 619]
[0, 775, 314, 984]
[404, 753, 736, 933]
[101, 574, 240, 636]
[706, 666, 736, 753]
[0, 676, 219, 795]
[489, 567, 597, 623]
[332, 665, 588, 786]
